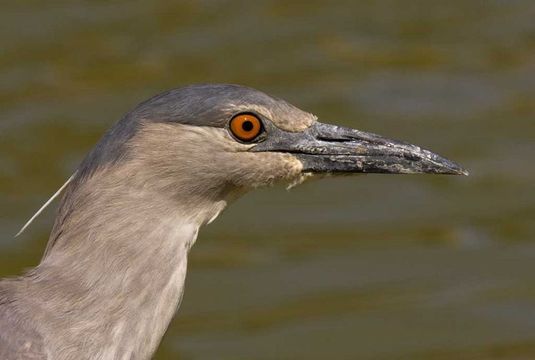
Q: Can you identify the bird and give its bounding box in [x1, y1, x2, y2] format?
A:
[0, 84, 467, 360]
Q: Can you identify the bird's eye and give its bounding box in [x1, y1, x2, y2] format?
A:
[229, 113, 263, 142]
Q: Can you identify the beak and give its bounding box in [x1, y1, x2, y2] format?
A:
[251, 122, 468, 175]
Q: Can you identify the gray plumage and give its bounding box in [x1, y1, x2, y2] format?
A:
[0, 286, 46, 359]
[1, 84, 466, 360]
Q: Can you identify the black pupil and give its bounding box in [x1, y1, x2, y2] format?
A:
[242, 120, 254, 132]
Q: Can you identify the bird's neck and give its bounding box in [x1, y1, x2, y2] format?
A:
[16, 170, 227, 360]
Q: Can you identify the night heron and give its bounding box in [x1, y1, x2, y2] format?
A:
[0, 84, 467, 359]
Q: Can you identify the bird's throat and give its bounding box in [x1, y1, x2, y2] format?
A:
[17, 175, 216, 359]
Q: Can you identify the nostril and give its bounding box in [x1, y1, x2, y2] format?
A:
[316, 135, 353, 143]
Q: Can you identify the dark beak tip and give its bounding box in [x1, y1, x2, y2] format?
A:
[438, 162, 469, 176]
[443, 159, 469, 176]
[448, 168, 469, 176]
[428, 152, 469, 176]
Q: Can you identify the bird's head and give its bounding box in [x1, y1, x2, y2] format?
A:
[75, 84, 467, 216]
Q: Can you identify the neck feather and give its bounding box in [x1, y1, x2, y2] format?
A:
[15, 168, 226, 360]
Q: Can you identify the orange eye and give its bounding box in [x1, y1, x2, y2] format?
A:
[229, 113, 262, 142]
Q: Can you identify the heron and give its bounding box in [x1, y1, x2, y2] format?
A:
[0, 84, 467, 359]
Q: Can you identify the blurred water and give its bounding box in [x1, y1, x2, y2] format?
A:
[1, 1, 534, 359]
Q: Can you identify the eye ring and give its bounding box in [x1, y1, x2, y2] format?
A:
[229, 113, 263, 142]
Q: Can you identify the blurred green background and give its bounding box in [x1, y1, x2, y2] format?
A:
[1, 1, 534, 359]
